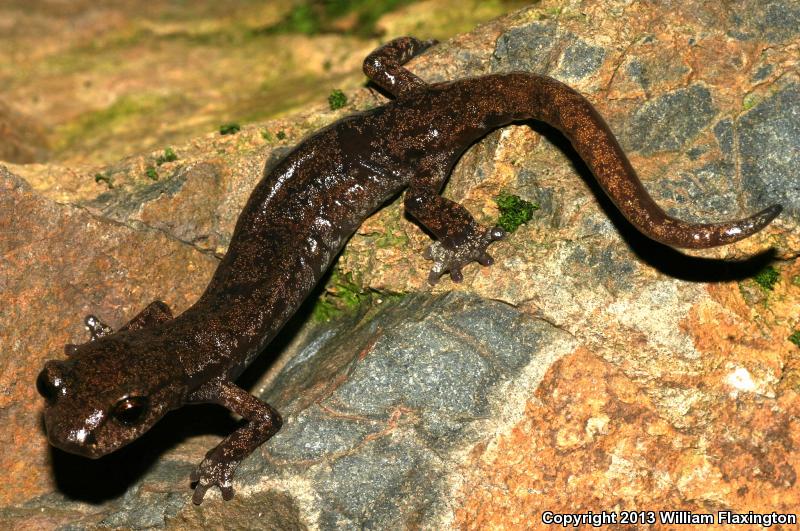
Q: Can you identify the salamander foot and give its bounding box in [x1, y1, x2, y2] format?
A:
[190, 451, 238, 504]
[424, 225, 505, 284]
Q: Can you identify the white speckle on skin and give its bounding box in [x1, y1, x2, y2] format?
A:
[86, 408, 104, 428]
[70, 428, 89, 444]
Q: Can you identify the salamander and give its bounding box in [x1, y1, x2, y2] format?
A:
[36, 37, 782, 504]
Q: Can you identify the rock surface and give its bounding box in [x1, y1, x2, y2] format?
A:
[1, 0, 799, 529]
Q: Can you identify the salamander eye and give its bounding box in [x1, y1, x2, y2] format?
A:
[112, 396, 148, 426]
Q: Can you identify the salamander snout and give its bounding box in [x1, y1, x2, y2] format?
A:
[36, 360, 69, 404]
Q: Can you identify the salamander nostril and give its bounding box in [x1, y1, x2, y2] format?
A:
[83, 431, 97, 446]
[36, 362, 70, 404]
[36, 369, 57, 402]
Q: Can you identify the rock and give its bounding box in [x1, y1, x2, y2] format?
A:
[0, 166, 219, 509]
[1, 0, 799, 529]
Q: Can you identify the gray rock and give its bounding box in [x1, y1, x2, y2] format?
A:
[252, 292, 575, 529]
[738, 83, 800, 215]
[623, 85, 718, 155]
[492, 21, 558, 73]
[556, 39, 606, 80]
[730, 0, 800, 43]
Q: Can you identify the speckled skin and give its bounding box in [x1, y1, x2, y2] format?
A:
[37, 37, 781, 504]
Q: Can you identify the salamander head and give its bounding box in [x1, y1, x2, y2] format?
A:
[37, 336, 188, 458]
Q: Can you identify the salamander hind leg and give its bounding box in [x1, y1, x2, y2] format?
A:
[363, 36, 438, 97]
[405, 171, 505, 284]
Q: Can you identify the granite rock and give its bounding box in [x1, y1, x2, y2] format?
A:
[1, 0, 799, 529]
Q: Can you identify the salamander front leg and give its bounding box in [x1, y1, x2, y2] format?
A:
[119, 300, 173, 332]
[363, 36, 438, 97]
[188, 378, 282, 504]
[65, 300, 174, 356]
[84, 315, 112, 341]
[405, 181, 505, 284]
[62, 314, 112, 355]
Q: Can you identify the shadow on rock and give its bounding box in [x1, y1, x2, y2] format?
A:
[530, 120, 778, 282]
[49, 404, 235, 503]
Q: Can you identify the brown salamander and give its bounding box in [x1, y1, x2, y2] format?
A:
[36, 37, 781, 504]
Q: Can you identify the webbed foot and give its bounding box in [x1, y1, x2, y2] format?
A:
[424, 225, 505, 284]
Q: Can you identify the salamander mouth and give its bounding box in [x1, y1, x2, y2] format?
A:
[47, 433, 107, 459]
[43, 413, 111, 459]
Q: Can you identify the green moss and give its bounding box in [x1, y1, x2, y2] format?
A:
[276, 130, 287, 140]
[312, 270, 371, 322]
[742, 93, 759, 110]
[753, 265, 780, 291]
[792, 275, 800, 287]
[261, 0, 416, 37]
[371, 208, 409, 249]
[375, 229, 409, 249]
[55, 94, 169, 153]
[789, 330, 800, 347]
[328, 89, 347, 110]
[94, 171, 114, 189]
[219, 122, 241, 135]
[156, 147, 178, 165]
[145, 166, 159, 180]
[270, 4, 319, 35]
[260, 129, 274, 141]
[495, 192, 539, 233]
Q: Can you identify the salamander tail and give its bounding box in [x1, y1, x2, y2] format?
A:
[651, 203, 782, 249]
[507, 73, 783, 249]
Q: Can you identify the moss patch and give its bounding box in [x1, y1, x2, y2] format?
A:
[328, 89, 347, 110]
[311, 268, 404, 322]
[495, 192, 539, 233]
[156, 146, 178, 165]
[94, 170, 114, 189]
[263, 0, 417, 37]
[54, 93, 173, 154]
[219, 122, 241, 135]
[789, 330, 800, 348]
[753, 265, 780, 291]
[312, 270, 370, 322]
